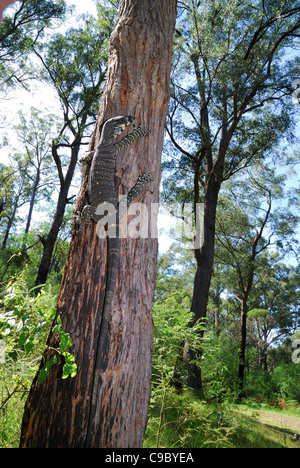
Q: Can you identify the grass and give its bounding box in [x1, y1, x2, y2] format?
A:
[1, 372, 300, 448]
[144, 391, 300, 449]
[144, 392, 236, 448]
[0, 355, 38, 448]
[231, 401, 300, 448]
[231, 411, 300, 448]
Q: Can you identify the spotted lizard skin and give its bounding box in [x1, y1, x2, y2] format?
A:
[78, 116, 152, 446]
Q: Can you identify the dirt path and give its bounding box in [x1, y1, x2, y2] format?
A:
[254, 410, 300, 433]
[234, 406, 300, 447]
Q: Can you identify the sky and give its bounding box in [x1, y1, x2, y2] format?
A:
[0, 0, 97, 17]
[0, 0, 299, 259]
[0, 0, 177, 253]
[71, 0, 97, 15]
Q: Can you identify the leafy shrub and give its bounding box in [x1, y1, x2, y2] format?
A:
[152, 290, 204, 391]
[144, 391, 237, 448]
[0, 269, 76, 447]
[273, 362, 300, 403]
[244, 368, 279, 399]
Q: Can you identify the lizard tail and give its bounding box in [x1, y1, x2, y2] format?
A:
[85, 236, 121, 447]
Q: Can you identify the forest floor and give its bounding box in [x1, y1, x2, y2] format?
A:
[233, 404, 300, 448]
[144, 393, 300, 448]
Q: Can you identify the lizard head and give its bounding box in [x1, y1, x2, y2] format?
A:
[101, 115, 135, 139]
[113, 115, 135, 137]
[101, 116, 135, 147]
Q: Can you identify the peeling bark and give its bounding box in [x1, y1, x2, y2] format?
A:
[20, 0, 177, 448]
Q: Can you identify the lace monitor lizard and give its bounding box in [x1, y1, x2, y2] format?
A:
[76, 115, 152, 447]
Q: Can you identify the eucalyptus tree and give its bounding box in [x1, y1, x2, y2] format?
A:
[215, 167, 298, 393]
[247, 258, 300, 372]
[164, 0, 300, 393]
[3, 108, 60, 245]
[20, 0, 177, 448]
[0, 0, 67, 89]
[33, 10, 114, 288]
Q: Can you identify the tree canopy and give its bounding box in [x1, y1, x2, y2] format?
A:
[0, 0, 299, 449]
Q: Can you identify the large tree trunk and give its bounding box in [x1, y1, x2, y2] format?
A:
[20, 0, 177, 449]
[185, 181, 220, 396]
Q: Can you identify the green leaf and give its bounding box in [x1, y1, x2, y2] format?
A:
[62, 362, 77, 380]
[38, 368, 49, 384]
[25, 340, 34, 355]
[17, 331, 28, 348]
[46, 307, 57, 320]
[59, 332, 73, 352]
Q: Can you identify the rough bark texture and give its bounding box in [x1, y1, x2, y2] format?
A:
[20, 0, 177, 449]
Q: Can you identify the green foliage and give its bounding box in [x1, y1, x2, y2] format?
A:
[0, 0, 68, 88]
[152, 288, 205, 392]
[145, 392, 237, 448]
[152, 290, 195, 394]
[36, 9, 114, 124]
[0, 0, 67, 48]
[201, 331, 240, 401]
[0, 362, 33, 448]
[0, 269, 56, 349]
[0, 270, 55, 446]
[244, 367, 279, 399]
[273, 363, 300, 403]
[248, 308, 269, 318]
[0, 267, 76, 385]
[0, 230, 69, 288]
[0, 266, 77, 446]
[38, 316, 77, 384]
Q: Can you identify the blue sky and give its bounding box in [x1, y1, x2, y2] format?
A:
[0, 0, 299, 257]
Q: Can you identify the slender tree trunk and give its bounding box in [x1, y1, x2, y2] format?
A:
[20, 0, 177, 449]
[1, 206, 16, 250]
[22, 171, 40, 250]
[1, 189, 21, 250]
[259, 347, 268, 373]
[24, 172, 40, 237]
[0, 201, 4, 217]
[238, 296, 248, 395]
[35, 145, 80, 288]
[263, 349, 268, 373]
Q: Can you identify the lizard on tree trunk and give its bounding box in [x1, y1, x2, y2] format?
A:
[76, 115, 151, 447]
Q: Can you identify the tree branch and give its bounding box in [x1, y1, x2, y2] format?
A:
[244, 7, 300, 60]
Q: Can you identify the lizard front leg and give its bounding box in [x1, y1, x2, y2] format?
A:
[73, 205, 97, 231]
[79, 150, 95, 165]
[127, 173, 153, 207]
[115, 125, 151, 153]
